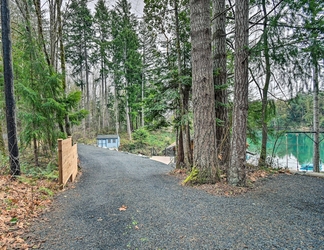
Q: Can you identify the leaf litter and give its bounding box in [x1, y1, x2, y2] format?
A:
[0, 175, 59, 249]
[170, 168, 289, 196]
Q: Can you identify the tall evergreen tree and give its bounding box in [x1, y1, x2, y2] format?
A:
[93, 0, 111, 131]
[212, 0, 230, 167]
[228, 0, 249, 186]
[173, 0, 192, 168]
[14, 21, 63, 165]
[110, 0, 142, 139]
[189, 0, 219, 183]
[144, 0, 192, 168]
[138, 20, 160, 128]
[64, 0, 93, 128]
[250, 0, 279, 167]
[1, 0, 21, 175]
[11, 0, 87, 166]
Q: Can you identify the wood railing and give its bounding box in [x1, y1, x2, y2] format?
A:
[58, 137, 78, 188]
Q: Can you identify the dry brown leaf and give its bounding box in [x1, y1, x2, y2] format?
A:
[0, 174, 57, 249]
[118, 205, 127, 211]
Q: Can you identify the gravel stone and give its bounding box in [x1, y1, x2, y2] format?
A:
[27, 144, 324, 249]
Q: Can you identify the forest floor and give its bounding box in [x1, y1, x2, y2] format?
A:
[170, 167, 288, 196]
[0, 175, 60, 249]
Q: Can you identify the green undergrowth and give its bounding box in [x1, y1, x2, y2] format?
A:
[0, 148, 59, 182]
[183, 167, 199, 185]
[20, 161, 59, 181]
[120, 127, 175, 156]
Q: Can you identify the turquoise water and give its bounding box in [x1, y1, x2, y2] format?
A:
[248, 133, 324, 169]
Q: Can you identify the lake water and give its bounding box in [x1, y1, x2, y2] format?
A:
[247, 133, 324, 171]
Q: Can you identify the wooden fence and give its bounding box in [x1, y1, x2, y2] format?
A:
[58, 137, 78, 188]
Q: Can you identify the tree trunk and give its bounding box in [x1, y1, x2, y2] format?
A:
[313, 63, 320, 173]
[141, 45, 145, 128]
[212, 0, 229, 167]
[105, 78, 109, 130]
[183, 85, 192, 166]
[114, 81, 119, 136]
[85, 44, 90, 129]
[1, 0, 21, 175]
[0, 124, 6, 155]
[101, 58, 105, 131]
[33, 136, 39, 167]
[176, 126, 184, 169]
[49, 0, 57, 68]
[56, 0, 71, 136]
[125, 96, 132, 140]
[33, 0, 51, 67]
[228, 0, 249, 186]
[258, 0, 271, 168]
[175, 0, 191, 168]
[124, 44, 132, 140]
[190, 0, 219, 183]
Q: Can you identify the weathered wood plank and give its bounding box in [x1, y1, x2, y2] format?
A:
[58, 137, 78, 188]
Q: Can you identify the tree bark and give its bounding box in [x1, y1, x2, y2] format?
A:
[228, 0, 249, 186]
[0, 123, 5, 155]
[141, 45, 145, 128]
[101, 58, 105, 131]
[176, 126, 184, 169]
[56, 0, 72, 136]
[175, 0, 191, 168]
[258, 0, 271, 168]
[212, 0, 229, 167]
[183, 85, 192, 166]
[124, 44, 132, 140]
[313, 63, 320, 173]
[85, 44, 90, 129]
[125, 97, 132, 140]
[33, 136, 39, 167]
[105, 77, 109, 130]
[114, 78, 119, 136]
[33, 0, 51, 67]
[190, 0, 219, 183]
[1, 0, 21, 175]
[48, 0, 57, 68]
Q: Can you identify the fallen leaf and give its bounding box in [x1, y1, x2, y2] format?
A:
[118, 205, 127, 211]
[0, 174, 57, 249]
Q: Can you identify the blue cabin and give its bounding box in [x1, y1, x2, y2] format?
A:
[97, 135, 120, 149]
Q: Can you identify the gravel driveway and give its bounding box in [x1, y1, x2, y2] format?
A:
[27, 144, 324, 249]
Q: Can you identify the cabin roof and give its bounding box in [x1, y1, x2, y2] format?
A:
[97, 135, 119, 139]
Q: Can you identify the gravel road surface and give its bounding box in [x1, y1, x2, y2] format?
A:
[27, 144, 324, 249]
